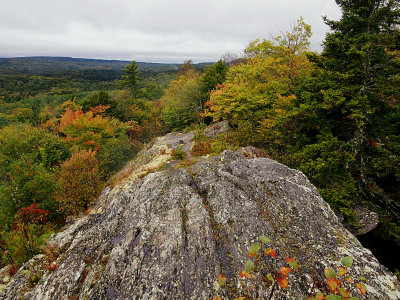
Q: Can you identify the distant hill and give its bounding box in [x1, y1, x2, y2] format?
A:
[0, 57, 212, 76]
[0, 57, 213, 102]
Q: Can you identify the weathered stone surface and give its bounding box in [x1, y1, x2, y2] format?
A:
[2, 135, 400, 299]
[352, 206, 380, 236]
[204, 120, 232, 138]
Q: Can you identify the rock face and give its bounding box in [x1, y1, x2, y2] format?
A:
[2, 132, 400, 300]
[352, 207, 380, 236]
[204, 120, 232, 138]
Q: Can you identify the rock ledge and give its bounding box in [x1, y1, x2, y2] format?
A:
[2, 135, 399, 299]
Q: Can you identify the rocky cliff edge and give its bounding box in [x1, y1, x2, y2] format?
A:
[2, 129, 400, 299]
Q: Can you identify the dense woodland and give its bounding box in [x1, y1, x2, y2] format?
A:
[0, 0, 399, 280]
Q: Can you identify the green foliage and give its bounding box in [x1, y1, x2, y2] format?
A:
[97, 136, 135, 177]
[81, 91, 117, 117]
[160, 60, 227, 130]
[193, 123, 207, 141]
[204, 3, 400, 240]
[205, 19, 313, 128]
[291, 135, 359, 225]
[290, 0, 400, 230]
[0, 125, 66, 228]
[161, 72, 203, 130]
[35, 134, 70, 170]
[200, 60, 227, 100]
[120, 60, 143, 98]
[172, 145, 186, 160]
[0, 157, 58, 228]
[216, 236, 369, 299]
[0, 124, 64, 171]
[210, 134, 238, 155]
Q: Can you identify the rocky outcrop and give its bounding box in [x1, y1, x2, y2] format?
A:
[2, 131, 400, 300]
[204, 120, 232, 138]
[353, 207, 380, 236]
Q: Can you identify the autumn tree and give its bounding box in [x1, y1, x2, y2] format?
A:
[178, 60, 197, 76]
[57, 103, 138, 176]
[56, 149, 103, 216]
[205, 18, 313, 135]
[58, 105, 130, 152]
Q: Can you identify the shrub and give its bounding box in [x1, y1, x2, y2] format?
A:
[172, 145, 186, 160]
[1, 204, 52, 266]
[191, 140, 212, 156]
[210, 134, 237, 155]
[215, 235, 369, 299]
[0, 157, 59, 228]
[97, 137, 134, 177]
[56, 149, 103, 216]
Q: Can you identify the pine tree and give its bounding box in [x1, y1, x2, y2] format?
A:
[303, 0, 400, 228]
[120, 61, 143, 98]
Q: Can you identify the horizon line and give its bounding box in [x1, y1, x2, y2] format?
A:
[0, 55, 217, 65]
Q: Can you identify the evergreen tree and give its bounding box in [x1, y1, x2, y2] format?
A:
[201, 59, 227, 96]
[81, 91, 117, 117]
[297, 0, 400, 230]
[120, 61, 143, 98]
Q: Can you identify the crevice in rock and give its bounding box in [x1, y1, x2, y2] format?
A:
[192, 182, 238, 297]
[180, 203, 192, 298]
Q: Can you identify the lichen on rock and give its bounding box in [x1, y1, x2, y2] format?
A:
[1, 133, 399, 299]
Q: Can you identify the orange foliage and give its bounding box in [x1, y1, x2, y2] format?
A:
[56, 149, 103, 215]
[58, 106, 131, 152]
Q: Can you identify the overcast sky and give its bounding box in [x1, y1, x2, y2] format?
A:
[0, 0, 341, 63]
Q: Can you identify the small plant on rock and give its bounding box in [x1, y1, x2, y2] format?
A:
[172, 145, 186, 160]
[215, 235, 300, 299]
[309, 256, 368, 300]
[215, 236, 369, 300]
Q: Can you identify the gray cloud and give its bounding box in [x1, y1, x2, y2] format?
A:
[0, 0, 341, 62]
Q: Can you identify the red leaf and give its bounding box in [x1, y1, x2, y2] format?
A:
[280, 267, 292, 278]
[285, 257, 294, 263]
[264, 248, 278, 258]
[277, 276, 289, 289]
